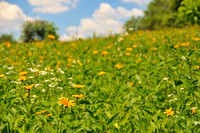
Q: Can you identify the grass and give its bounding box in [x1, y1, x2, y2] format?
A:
[0, 26, 200, 132]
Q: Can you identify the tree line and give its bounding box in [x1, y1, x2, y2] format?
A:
[124, 0, 200, 33]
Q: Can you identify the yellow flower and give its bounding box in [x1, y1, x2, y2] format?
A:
[72, 94, 84, 98]
[174, 45, 179, 48]
[25, 93, 29, 97]
[93, 50, 98, 54]
[126, 48, 133, 51]
[115, 63, 123, 69]
[129, 82, 134, 86]
[136, 58, 142, 63]
[24, 84, 35, 90]
[101, 51, 108, 55]
[48, 35, 55, 40]
[98, 71, 106, 75]
[73, 85, 85, 89]
[46, 113, 53, 117]
[125, 53, 131, 56]
[20, 71, 28, 76]
[34, 112, 41, 115]
[5, 42, 11, 48]
[163, 108, 175, 116]
[19, 76, 27, 81]
[133, 45, 137, 48]
[0, 74, 5, 78]
[58, 97, 76, 107]
[40, 110, 47, 113]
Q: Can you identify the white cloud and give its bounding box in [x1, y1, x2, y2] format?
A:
[60, 3, 143, 41]
[28, 0, 79, 14]
[0, 1, 32, 32]
[122, 0, 151, 6]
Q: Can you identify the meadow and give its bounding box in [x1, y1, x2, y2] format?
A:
[0, 26, 200, 132]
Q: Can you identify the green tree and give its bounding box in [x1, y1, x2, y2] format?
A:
[0, 34, 16, 44]
[20, 20, 59, 42]
[178, 0, 200, 25]
[123, 16, 143, 33]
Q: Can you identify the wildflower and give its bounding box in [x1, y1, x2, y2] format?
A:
[73, 85, 85, 89]
[129, 82, 134, 86]
[25, 93, 29, 97]
[41, 110, 47, 113]
[34, 112, 41, 115]
[125, 53, 131, 56]
[174, 45, 179, 48]
[192, 37, 200, 41]
[101, 51, 108, 55]
[46, 114, 53, 117]
[20, 71, 28, 76]
[48, 35, 55, 40]
[115, 63, 123, 69]
[191, 107, 197, 114]
[19, 76, 27, 81]
[0, 74, 5, 78]
[93, 50, 98, 54]
[5, 42, 11, 48]
[194, 121, 199, 125]
[72, 94, 84, 98]
[133, 45, 137, 48]
[126, 48, 133, 51]
[98, 71, 106, 75]
[163, 108, 175, 116]
[24, 84, 35, 90]
[136, 58, 141, 63]
[163, 77, 169, 81]
[118, 38, 124, 42]
[58, 97, 76, 107]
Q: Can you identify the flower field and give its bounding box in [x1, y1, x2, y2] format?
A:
[0, 26, 200, 132]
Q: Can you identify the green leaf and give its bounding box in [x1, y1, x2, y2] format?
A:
[107, 112, 120, 125]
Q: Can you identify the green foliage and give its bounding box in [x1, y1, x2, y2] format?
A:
[124, 0, 200, 32]
[178, 0, 200, 25]
[123, 16, 143, 33]
[0, 34, 16, 44]
[20, 20, 59, 42]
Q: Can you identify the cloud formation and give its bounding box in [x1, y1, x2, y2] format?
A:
[122, 0, 151, 6]
[60, 3, 143, 41]
[28, 0, 79, 14]
[0, 1, 32, 32]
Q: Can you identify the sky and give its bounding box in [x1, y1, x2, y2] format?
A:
[0, 0, 151, 41]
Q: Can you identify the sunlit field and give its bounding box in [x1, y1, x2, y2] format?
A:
[1, 26, 200, 132]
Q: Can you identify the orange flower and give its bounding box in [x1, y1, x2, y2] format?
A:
[101, 51, 108, 55]
[115, 63, 123, 69]
[20, 71, 28, 76]
[72, 94, 84, 98]
[133, 45, 137, 48]
[126, 48, 133, 51]
[34, 112, 41, 115]
[125, 53, 131, 56]
[129, 82, 134, 86]
[163, 108, 175, 116]
[46, 114, 53, 117]
[48, 35, 55, 40]
[98, 71, 105, 75]
[58, 97, 75, 107]
[73, 85, 85, 89]
[93, 50, 98, 54]
[19, 76, 27, 81]
[24, 84, 35, 90]
[136, 58, 142, 63]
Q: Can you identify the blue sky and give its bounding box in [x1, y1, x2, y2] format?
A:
[0, 0, 150, 41]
